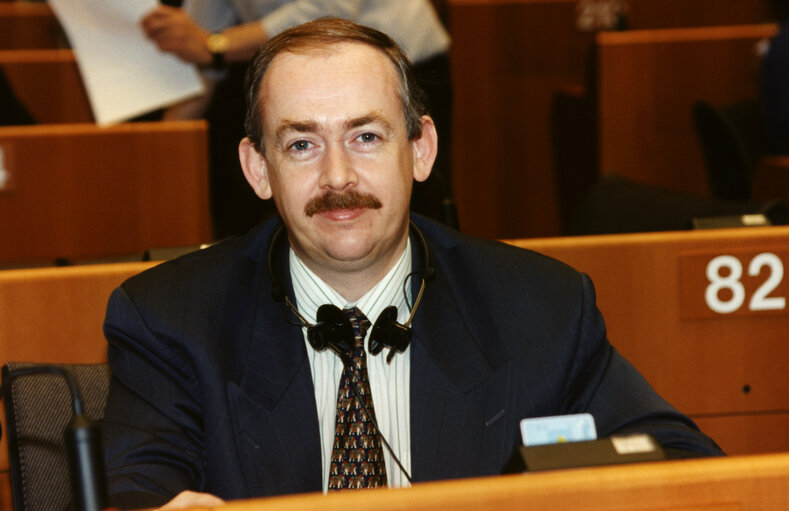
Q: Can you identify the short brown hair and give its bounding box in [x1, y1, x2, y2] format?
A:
[243, 17, 428, 153]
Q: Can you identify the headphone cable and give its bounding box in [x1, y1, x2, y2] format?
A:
[346, 377, 413, 484]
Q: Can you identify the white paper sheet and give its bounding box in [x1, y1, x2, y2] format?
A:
[47, 0, 205, 125]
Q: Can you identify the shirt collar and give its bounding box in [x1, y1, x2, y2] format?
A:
[290, 239, 413, 326]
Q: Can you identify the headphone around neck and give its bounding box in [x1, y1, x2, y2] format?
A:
[268, 221, 434, 366]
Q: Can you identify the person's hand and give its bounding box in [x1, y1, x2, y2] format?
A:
[141, 6, 212, 65]
[156, 490, 225, 509]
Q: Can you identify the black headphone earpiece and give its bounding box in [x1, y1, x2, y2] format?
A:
[369, 306, 411, 363]
[269, 221, 432, 364]
[307, 304, 355, 365]
[307, 304, 353, 352]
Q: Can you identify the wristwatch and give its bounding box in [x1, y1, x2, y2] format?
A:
[205, 32, 229, 71]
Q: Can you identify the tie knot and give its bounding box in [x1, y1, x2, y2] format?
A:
[343, 307, 371, 344]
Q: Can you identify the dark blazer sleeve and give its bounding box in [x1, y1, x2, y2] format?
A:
[101, 285, 207, 508]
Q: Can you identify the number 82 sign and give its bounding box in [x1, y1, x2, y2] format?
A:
[680, 250, 788, 318]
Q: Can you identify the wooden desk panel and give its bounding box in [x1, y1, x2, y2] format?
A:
[0, 262, 157, 365]
[0, 4, 63, 50]
[215, 453, 789, 511]
[695, 412, 789, 455]
[0, 49, 92, 123]
[0, 121, 212, 264]
[508, 226, 789, 455]
[596, 24, 776, 196]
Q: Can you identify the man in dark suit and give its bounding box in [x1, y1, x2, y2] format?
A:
[101, 18, 722, 510]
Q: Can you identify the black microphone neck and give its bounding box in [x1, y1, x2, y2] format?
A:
[1, 365, 109, 511]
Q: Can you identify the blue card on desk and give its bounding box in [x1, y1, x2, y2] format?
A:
[520, 413, 597, 446]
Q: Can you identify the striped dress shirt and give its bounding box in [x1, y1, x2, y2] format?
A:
[290, 241, 413, 491]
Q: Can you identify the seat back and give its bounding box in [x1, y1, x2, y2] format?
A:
[2, 362, 111, 511]
[0, 67, 34, 125]
[693, 99, 763, 201]
[566, 174, 771, 235]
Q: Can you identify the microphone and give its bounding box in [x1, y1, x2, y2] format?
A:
[1, 365, 109, 511]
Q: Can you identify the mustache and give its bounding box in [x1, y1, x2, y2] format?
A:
[304, 190, 383, 217]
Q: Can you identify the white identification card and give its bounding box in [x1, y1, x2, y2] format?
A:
[611, 434, 657, 455]
[520, 413, 597, 446]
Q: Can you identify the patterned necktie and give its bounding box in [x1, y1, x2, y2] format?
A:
[327, 307, 388, 490]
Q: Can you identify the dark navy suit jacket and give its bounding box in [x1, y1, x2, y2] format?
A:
[101, 216, 722, 508]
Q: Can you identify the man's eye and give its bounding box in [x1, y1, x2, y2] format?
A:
[358, 132, 378, 143]
[291, 140, 312, 151]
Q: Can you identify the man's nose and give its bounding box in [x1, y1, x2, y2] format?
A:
[319, 144, 357, 189]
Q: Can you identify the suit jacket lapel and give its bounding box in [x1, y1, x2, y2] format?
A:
[226, 230, 323, 496]
[409, 241, 512, 482]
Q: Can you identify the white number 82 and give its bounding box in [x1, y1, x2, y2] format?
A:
[705, 253, 786, 314]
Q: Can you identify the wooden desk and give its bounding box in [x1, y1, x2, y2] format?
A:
[508, 226, 789, 455]
[0, 3, 63, 50]
[448, 0, 772, 240]
[0, 49, 91, 123]
[0, 121, 212, 265]
[0, 262, 157, 366]
[596, 24, 777, 197]
[213, 453, 789, 511]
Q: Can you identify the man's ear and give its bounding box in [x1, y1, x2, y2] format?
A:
[412, 115, 438, 183]
[239, 137, 272, 199]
